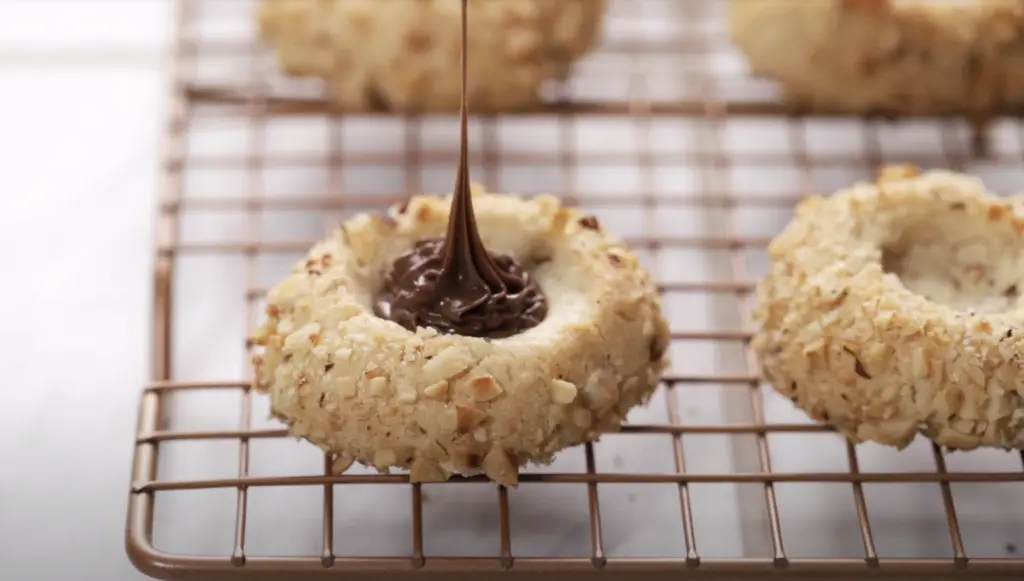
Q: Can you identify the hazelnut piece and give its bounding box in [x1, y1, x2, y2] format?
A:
[469, 375, 504, 402]
[331, 455, 354, 475]
[551, 379, 579, 405]
[482, 445, 518, 487]
[409, 457, 448, 483]
[423, 380, 450, 401]
[373, 449, 397, 470]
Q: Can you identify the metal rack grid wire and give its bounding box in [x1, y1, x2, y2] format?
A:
[127, 1, 1024, 580]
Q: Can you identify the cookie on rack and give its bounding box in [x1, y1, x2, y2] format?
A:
[256, 0, 607, 112]
[249, 185, 670, 485]
[727, 0, 1024, 117]
[752, 164, 1024, 451]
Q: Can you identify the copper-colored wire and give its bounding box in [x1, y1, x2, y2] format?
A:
[132, 470, 1024, 494]
[125, 0, 191, 560]
[124, 0, 1024, 579]
[185, 83, 1024, 120]
[787, 116, 881, 567]
[320, 453, 335, 568]
[183, 36, 725, 58]
[178, 149, 1024, 170]
[173, 193, 817, 213]
[845, 441, 880, 565]
[934, 123, 973, 566]
[163, 234, 775, 254]
[318, 102, 346, 571]
[556, 87, 609, 570]
[664, 384, 701, 564]
[582, 443, 607, 569]
[137, 422, 841, 445]
[634, 0, 703, 566]
[497, 485, 514, 569]
[228, 33, 268, 566]
[475, 68, 517, 577]
[404, 94, 428, 576]
[690, 23, 789, 572]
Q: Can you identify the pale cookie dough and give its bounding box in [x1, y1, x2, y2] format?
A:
[250, 185, 670, 485]
[752, 164, 1024, 451]
[256, 0, 607, 112]
[727, 0, 1024, 116]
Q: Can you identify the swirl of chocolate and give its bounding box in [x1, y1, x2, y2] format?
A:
[373, 0, 548, 339]
[374, 237, 548, 338]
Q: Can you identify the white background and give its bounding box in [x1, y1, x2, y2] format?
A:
[0, 2, 170, 580]
[2, 1, 1023, 580]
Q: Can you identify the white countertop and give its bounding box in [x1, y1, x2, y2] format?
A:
[0, 2, 170, 580]
[2, 2, 1023, 580]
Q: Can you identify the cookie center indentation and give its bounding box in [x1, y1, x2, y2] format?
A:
[881, 223, 1024, 314]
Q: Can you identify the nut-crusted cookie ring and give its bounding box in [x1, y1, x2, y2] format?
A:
[727, 0, 1024, 117]
[250, 186, 670, 485]
[256, 0, 607, 113]
[752, 165, 1024, 451]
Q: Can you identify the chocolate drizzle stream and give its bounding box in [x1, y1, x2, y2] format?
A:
[373, 0, 548, 339]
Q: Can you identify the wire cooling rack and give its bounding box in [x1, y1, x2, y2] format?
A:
[126, 1, 1024, 580]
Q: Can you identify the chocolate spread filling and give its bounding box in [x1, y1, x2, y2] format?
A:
[373, 0, 548, 339]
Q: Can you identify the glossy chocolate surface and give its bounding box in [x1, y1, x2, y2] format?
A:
[373, 0, 548, 339]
